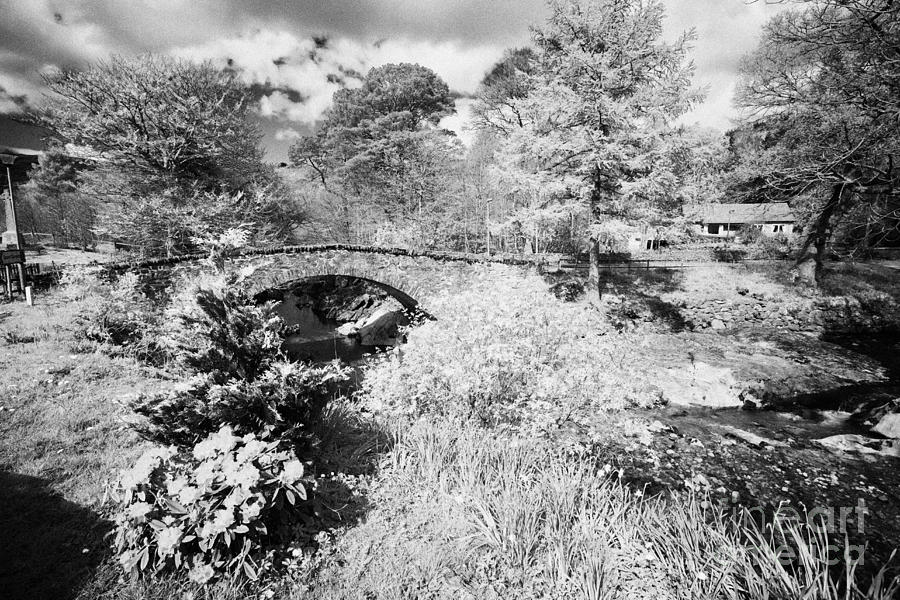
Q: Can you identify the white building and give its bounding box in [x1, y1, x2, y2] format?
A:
[685, 203, 797, 238]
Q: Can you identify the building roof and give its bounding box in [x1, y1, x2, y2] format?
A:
[684, 202, 796, 224]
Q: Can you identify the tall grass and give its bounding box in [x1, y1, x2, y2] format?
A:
[301, 417, 900, 599]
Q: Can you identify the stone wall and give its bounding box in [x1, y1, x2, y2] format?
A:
[96, 245, 540, 307]
[681, 293, 900, 334]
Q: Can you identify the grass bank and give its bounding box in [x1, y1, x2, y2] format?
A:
[1, 263, 899, 599]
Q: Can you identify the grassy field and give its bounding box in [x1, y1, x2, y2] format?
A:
[0, 295, 167, 599]
[1, 262, 899, 599]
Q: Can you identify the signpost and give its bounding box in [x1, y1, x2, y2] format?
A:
[0, 154, 27, 298]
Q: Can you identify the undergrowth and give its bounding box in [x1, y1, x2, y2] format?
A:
[361, 268, 665, 432]
[294, 417, 900, 600]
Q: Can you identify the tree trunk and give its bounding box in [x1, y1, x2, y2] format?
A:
[588, 236, 603, 300]
[795, 183, 844, 285]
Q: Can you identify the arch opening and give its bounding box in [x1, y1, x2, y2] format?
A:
[255, 274, 430, 363]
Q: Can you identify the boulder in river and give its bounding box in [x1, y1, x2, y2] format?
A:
[873, 413, 900, 439]
[816, 434, 900, 458]
[357, 307, 409, 346]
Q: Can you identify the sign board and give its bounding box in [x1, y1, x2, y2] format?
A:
[1, 249, 25, 265]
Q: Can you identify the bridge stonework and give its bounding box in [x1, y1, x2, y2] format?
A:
[105, 245, 544, 307]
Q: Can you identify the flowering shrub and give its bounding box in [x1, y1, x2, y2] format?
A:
[360, 267, 663, 431]
[112, 426, 309, 582]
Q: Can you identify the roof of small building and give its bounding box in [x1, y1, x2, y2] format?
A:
[684, 202, 796, 224]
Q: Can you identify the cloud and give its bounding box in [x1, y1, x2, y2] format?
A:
[439, 97, 477, 146]
[172, 30, 504, 127]
[0, 0, 786, 158]
[274, 128, 303, 141]
[662, 0, 784, 130]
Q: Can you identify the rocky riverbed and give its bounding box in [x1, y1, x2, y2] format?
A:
[261, 275, 414, 362]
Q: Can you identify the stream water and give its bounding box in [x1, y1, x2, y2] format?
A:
[282, 306, 388, 363]
[651, 333, 900, 444]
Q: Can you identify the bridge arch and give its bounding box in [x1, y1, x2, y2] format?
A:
[253, 273, 424, 315]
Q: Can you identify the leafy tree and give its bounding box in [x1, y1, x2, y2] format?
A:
[471, 48, 540, 134]
[20, 147, 96, 248]
[37, 55, 307, 255]
[736, 0, 900, 282]
[42, 54, 265, 192]
[289, 63, 458, 247]
[472, 0, 700, 284]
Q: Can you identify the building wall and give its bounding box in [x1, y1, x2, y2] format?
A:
[695, 222, 795, 238]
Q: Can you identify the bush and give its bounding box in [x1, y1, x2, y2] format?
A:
[747, 232, 794, 259]
[360, 268, 663, 431]
[70, 271, 164, 362]
[111, 426, 308, 583]
[131, 361, 349, 448]
[158, 281, 282, 381]
[130, 277, 349, 447]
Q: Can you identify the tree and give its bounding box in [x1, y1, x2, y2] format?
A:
[289, 63, 458, 247]
[36, 54, 305, 256]
[472, 0, 700, 287]
[736, 0, 900, 282]
[42, 54, 265, 192]
[471, 48, 540, 134]
[20, 147, 96, 248]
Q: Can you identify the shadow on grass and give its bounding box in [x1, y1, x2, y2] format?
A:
[292, 401, 393, 542]
[0, 471, 111, 600]
[601, 268, 689, 331]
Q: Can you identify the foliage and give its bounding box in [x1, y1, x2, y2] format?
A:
[471, 47, 540, 134]
[131, 278, 349, 447]
[290, 63, 460, 248]
[42, 54, 265, 192]
[37, 54, 304, 258]
[96, 183, 304, 258]
[19, 146, 96, 249]
[361, 269, 663, 430]
[299, 417, 900, 599]
[746, 232, 795, 260]
[461, 0, 706, 268]
[111, 426, 309, 583]
[131, 360, 348, 448]
[735, 0, 900, 279]
[70, 271, 163, 362]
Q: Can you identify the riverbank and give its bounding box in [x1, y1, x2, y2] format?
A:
[1, 261, 899, 598]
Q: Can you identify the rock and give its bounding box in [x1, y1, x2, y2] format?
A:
[647, 420, 669, 433]
[336, 322, 358, 337]
[657, 361, 742, 408]
[356, 307, 409, 346]
[816, 434, 900, 458]
[720, 425, 788, 447]
[873, 413, 900, 439]
[710, 319, 726, 330]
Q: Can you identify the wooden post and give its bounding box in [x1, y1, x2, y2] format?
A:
[4, 265, 11, 297]
[25, 285, 32, 306]
[16, 263, 24, 292]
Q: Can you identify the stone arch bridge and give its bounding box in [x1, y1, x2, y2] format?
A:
[103, 244, 545, 312]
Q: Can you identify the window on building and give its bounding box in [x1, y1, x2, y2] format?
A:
[707, 224, 720, 234]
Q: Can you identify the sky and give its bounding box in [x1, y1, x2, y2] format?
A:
[0, 0, 784, 162]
